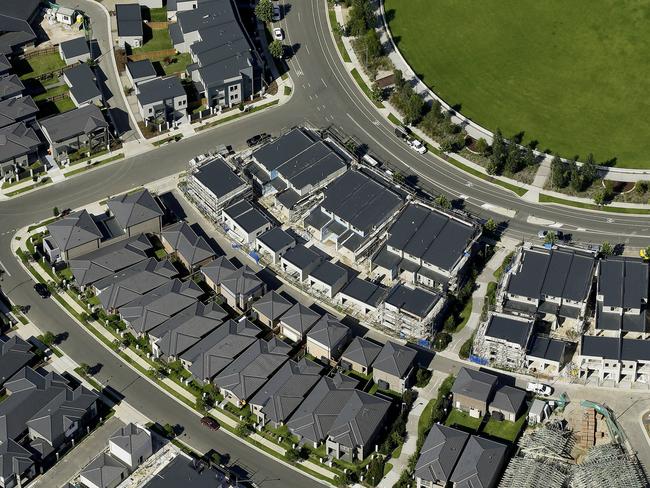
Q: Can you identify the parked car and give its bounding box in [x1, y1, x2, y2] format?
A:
[201, 416, 220, 431]
[537, 229, 564, 241]
[526, 382, 553, 396]
[273, 27, 284, 41]
[33, 283, 50, 299]
[408, 138, 427, 154]
[272, 5, 281, 21]
[394, 125, 410, 140]
[246, 133, 270, 147]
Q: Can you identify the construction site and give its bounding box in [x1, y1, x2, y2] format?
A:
[499, 399, 648, 488]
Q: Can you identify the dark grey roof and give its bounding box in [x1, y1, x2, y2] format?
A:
[384, 283, 442, 319]
[318, 170, 403, 234]
[386, 204, 477, 272]
[213, 337, 291, 401]
[192, 157, 246, 199]
[0, 336, 34, 386]
[491, 385, 526, 415]
[341, 336, 381, 369]
[372, 245, 402, 270]
[373, 341, 416, 378]
[116, 3, 143, 38]
[201, 257, 264, 298]
[47, 210, 102, 252]
[0, 436, 33, 484]
[415, 424, 469, 484]
[192, 36, 250, 68]
[304, 207, 332, 231]
[200, 255, 236, 284]
[0, 75, 24, 99]
[580, 335, 650, 362]
[140, 453, 231, 488]
[223, 200, 269, 233]
[0, 54, 10, 73]
[307, 313, 349, 349]
[0, 95, 38, 129]
[126, 60, 157, 81]
[253, 128, 317, 172]
[507, 247, 595, 305]
[196, 51, 253, 88]
[249, 358, 322, 425]
[0, 0, 40, 56]
[309, 260, 348, 287]
[162, 221, 215, 267]
[340, 278, 387, 308]
[40, 104, 107, 143]
[276, 188, 301, 209]
[60, 36, 89, 59]
[107, 189, 163, 230]
[109, 423, 151, 458]
[327, 391, 390, 450]
[527, 335, 566, 363]
[451, 368, 497, 403]
[279, 302, 320, 335]
[181, 318, 261, 382]
[176, 0, 237, 35]
[0, 121, 40, 163]
[281, 244, 322, 271]
[252, 290, 292, 321]
[484, 314, 533, 348]
[257, 227, 295, 252]
[136, 76, 185, 106]
[81, 452, 128, 488]
[449, 435, 507, 488]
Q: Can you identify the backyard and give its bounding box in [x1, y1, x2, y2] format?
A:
[445, 407, 527, 443]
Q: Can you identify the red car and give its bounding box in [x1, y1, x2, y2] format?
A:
[201, 416, 220, 431]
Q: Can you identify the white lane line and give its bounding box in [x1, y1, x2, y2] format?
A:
[0, 260, 11, 277]
[321, 77, 327, 88]
[305, 44, 311, 55]
[576, 228, 586, 232]
[548, 222, 564, 229]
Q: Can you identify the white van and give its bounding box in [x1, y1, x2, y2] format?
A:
[362, 154, 381, 167]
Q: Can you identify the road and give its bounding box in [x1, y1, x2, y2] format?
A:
[0, 0, 649, 485]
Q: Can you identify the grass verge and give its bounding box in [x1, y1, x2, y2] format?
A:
[64, 154, 125, 178]
[196, 100, 279, 131]
[441, 151, 527, 196]
[539, 193, 650, 214]
[328, 9, 351, 63]
[6, 178, 51, 197]
[350, 68, 384, 108]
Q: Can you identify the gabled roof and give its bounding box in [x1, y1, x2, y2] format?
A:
[252, 290, 292, 321]
[126, 60, 157, 81]
[192, 156, 247, 199]
[415, 424, 469, 484]
[449, 435, 507, 488]
[107, 188, 163, 230]
[327, 390, 390, 449]
[484, 313, 533, 348]
[223, 200, 269, 233]
[372, 341, 416, 379]
[0, 336, 34, 386]
[339, 278, 387, 308]
[40, 104, 107, 143]
[281, 244, 322, 271]
[451, 368, 497, 404]
[307, 313, 349, 350]
[279, 302, 321, 336]
[257, 227, 295, 252]
[64, 62, 101, 104]
[341, 336, 382, 369]
[527, 335, 566, 363]
[309, 260, 348, 287]
[60, 36, 89, 59]
[116, 3, 143, 38]
[384, 283, 442, 319]
[162, 221, 215, 267]
[136, 76, 185, 106]
[47, 209, 102, 252]
[109, 423, 151, 458]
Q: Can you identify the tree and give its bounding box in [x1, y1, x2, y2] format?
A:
[254, 0, 273, 22]
[504, 144, 522, 174]
[644, 246, 650, 262]
[366, 456, 385, 486]
[402, 91, 424, 125]
[581, 153, 598, 188]
[346, 0, 374, 36]
[52, 207, 59, 217]
[435, 194, 451, 209]
[523, 147, 536, 167]
[443, 315, 457, 332]
[593, 188, 610, 206]
[196, 397, 209, 412]
[163, 423, 176, 438]
[483, 218, 497, 235]
[415, 368, 432, 387]
[550, 155, 568, 188]
[636, 181, 649, 195]
[459, 336, 473, 359]
[475, 138, 490, 156]
[285, 448, 300, 463]
[268, 40, 284, 59]
[569, 159, 583, 192]
[600, 241, 614, 257]
[439, 137, 455, 154]
[434, 332, 452, 351]
[78, 362, 91, 375]
[370, 83, 383, 103]
[359, 28, 382, 66]
[236, 423, 251, 437]
[544, 231, 557, 245]
[490, 129, 506, 175]
[41, 331, 56, 346]
[393, 171, 405, 184]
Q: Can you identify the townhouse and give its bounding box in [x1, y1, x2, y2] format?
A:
[381, 283, 445, 340]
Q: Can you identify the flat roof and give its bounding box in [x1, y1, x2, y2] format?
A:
[223, 200, 269, 233]
[485, 314, 532, 348]
[257, 227, 295, 252]
[384, 283, 441, 319]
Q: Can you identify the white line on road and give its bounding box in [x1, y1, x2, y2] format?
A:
[0, 260, 11, 277]
[321, 77, 327, 87]
[305, 44, 311, 54]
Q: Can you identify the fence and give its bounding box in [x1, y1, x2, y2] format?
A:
[22, 45, 59, 59]
[127, 49, 176, 62]
[147, 21, 168, 29]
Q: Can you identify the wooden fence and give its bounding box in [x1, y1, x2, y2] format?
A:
[22, 45, 60, 59]
[147, 21, 169, 29]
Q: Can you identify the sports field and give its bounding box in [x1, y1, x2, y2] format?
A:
[384, 0, 650, 168]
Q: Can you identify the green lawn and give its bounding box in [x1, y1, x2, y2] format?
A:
[385, 0, 650, 168]
[15, 53, 66, 80]
[350, 68, 384, 108]
[132, 28, 173, 53]
[162, 53, 192, 75]
[149, 7, 168, 22]
[32, 84, 68, 102]
[482, 414, 527, 442]
[539, 193, 650, 214]
[444, 409, 482, 432]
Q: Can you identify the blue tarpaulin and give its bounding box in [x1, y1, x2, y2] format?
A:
[249, 251, 260, 264]
[469, 355, 488, 366]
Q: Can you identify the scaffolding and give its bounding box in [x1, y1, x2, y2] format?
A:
[517, 421, 575, 462]
[499, 456, 569, 488]
[570, 444, 647, 488]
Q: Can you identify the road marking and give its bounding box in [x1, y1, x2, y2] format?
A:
[298, 12, 301, 22]
[305, 44, 311, 55]
[321, 77, 327, 88]
[549, 222, 564, 229]
[0, 261, 10, 277]
[314, 93, 318, 99]
[459, 194, 468, 200]
[481, 203, 517, 218]
[576, 228, 587, 232]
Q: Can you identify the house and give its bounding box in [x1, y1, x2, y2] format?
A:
[0, 1, 41, 57]
[250, 358, 322, 428]
[525, 335, 568, 375]
[170, 0, 238, 52]
[280, 244, 323, 281]
[119, 278, 203, 335]
[381, 283, 445, 340]
[181, 317, 260, 384]
[148, 301, 227, 360]
[0, 95, 38, 129]
[59, 36, 91, 65]
[304, 169, 403, 261]
[63, 62, 102, 107]
[340, 336, 381, 375]
[213, 337, 291, 406]
[0, 121, 41, 179]
[186, 156, 249, 220]
[79, 452, 129, 488]
[251, 290, 292, 328]
[44, 209, 103, 261]
[161, 221, 215, 271]
[136, 76, 187, 124]
[306, 313, 350, 362]
[0, 336, 34, 386]
[108, 423, 153, 471]
[450, 367, 497, 417]
[595, 256, 649, 336]
[414, 424, 469, 488]
[222, 200, 271, 244]
[0, 75, 24, 101]
[279, 302, 321, 343]
[449, 436, 507, 488]
[39, 104, 109, 161]
[476, 312, 534, 369]
[201, 256, 266, 311]
[578, 335, 650, 384]
[94, 258, 178, 311]
[372, 202, 479, 290]
[501, 245, 596, 326]
[0, 436, 34, 488]
[126, 60, 157, 89]
[489, 385, 526, 422]
[308, 261, 349, 299]
[0, 55, 10, 76]
[372, 341, 417, 393]
[528, 399, 550, 425]
[167, 0, 199, 21]
[68, 234, 152, 287]
[115, 4, 143, 48]
[255, 227, 295, 264]
[106, 188, 164, 236]
[337, 278, 387, 315]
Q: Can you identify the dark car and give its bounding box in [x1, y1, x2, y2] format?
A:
[394, 125, 410, 140]
[34, 283, 50, 299]
[201, 416, 220, 431]
[246, 133, 270, 147]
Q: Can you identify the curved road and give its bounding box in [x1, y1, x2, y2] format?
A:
[0, 0, 649, 486]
